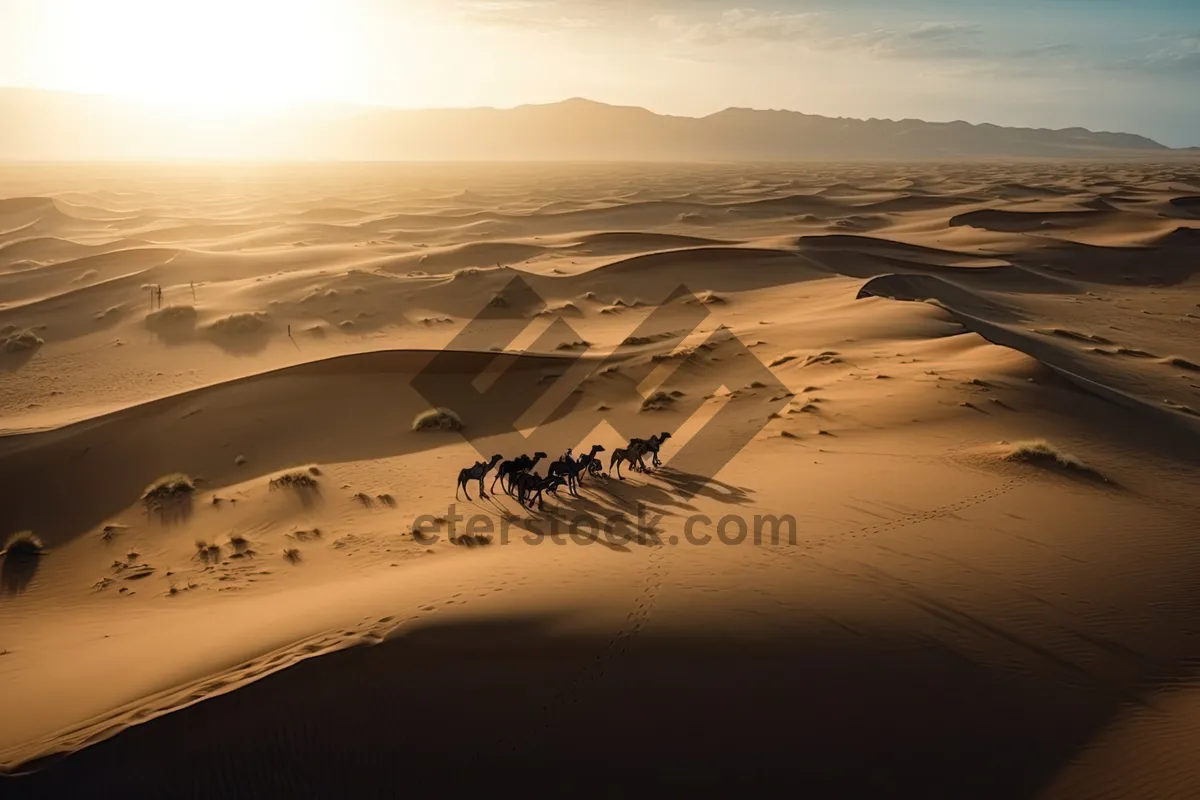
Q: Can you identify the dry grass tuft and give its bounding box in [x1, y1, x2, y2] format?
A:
[412, 407, 463, 432]
[1, 329, 44, 354]
[194, 540, 222, 565]
[269, 471, 319, 492]
[453, 534, 493, 548]
[688, 290, 726, 306]
[1003, 439, 1108, 482]
[205, 312, 270, 336]
[641, 391, 677, 411]
[283, 548, 302, 564]
[142, 473, 195, 506]
[1, 531, 45, 557]
[1004, 439, 1084, 469]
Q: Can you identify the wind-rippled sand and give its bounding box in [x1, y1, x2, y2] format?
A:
[2, 161, 1200, 797]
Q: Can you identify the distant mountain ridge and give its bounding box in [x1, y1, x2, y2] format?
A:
[0, 87, 1185, 161]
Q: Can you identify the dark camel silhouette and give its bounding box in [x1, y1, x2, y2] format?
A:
[628, 432, 672, 470]
[492, 452, 547, 495]
[512, 472, 567, 510]
[456, 454, 503, 500]
[609, 441, 652, 480]
[548, 444, 605, 497]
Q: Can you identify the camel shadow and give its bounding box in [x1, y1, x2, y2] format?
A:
[585, 472, 700, 514]
[1, 550, 40, 595]
[652, 467, 757, 507]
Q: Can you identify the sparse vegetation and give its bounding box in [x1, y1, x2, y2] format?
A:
[283, 548, 302, 564]
[145, 305, 198, 328]
[1004, 439, 1084, 469]
[412, 407, 463, 432]
[142, 473, 195, 507]
[1, 531, 45, 558]
[205, 312, 271, 336]
[803, 352, 843, 367]
[539, 302, 582, 317]
[288, 528, 322, 542]
[453, 533, 493, 548]
[1, 329, 44, 354]
[269, 471, 319, 491]
[1003, 439, 1107, 481]
[641, 391, 677, 411]
[690, 290, 726, 305]
[194, 540, 222, 564]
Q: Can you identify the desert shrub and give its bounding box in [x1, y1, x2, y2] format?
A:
[269, 471, 319, 491]
[205, 312, 270, 336]
[2, 531, 44, 557]
[143, 473, 195, 505]
[1004, 439, 1084, 469]
[1, 330, 43, 354]
[283, 548, 302, 563]
[1003, 439, 1107, 482]
[145, 305, 198, 327]
[641, 391, 676, 411]
[691, 291, 726, 305]
[412, 407, 463, 432]
[195, 540, 222, 564]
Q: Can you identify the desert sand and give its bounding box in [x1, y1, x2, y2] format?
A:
[2, 160, 1200, 797]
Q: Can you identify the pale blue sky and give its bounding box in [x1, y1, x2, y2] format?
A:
[2, 0, 1198, 145]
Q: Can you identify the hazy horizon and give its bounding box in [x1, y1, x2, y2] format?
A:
[2, 0, 1199, 147]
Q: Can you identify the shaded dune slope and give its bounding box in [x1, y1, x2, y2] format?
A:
[0, 348, 596, 547]
[857, 272, 1200, 443]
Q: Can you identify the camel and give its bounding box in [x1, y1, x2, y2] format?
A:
[455, 454, 503, 500]
[511, 472, 567, 510]
[628, 432, 672, 471]
[548, 444, 605, 497]
[492, 451, 547, 495]
[609, 441, 652, 481]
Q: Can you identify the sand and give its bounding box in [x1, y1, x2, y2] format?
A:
[2, 160, 1200, 797]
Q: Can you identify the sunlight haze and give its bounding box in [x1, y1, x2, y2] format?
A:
[1, 0, 1199, 145]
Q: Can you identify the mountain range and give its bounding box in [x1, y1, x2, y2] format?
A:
[0, 88, 1190, 161]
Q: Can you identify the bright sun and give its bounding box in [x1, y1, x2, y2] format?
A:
[44, 0, 360, 115]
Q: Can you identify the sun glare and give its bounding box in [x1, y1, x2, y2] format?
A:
[43, 0, 360, 116]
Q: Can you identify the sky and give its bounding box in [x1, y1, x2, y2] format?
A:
[1, 0, 1199, 146]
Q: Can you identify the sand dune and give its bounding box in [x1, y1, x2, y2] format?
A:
[2, 160, 1200, 797]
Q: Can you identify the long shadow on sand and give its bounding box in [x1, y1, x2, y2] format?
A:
[0, 550, 40, 596]
[0, 610, 1155, 798]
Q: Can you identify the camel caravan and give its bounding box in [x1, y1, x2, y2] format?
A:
[455, 432, 672, 509]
